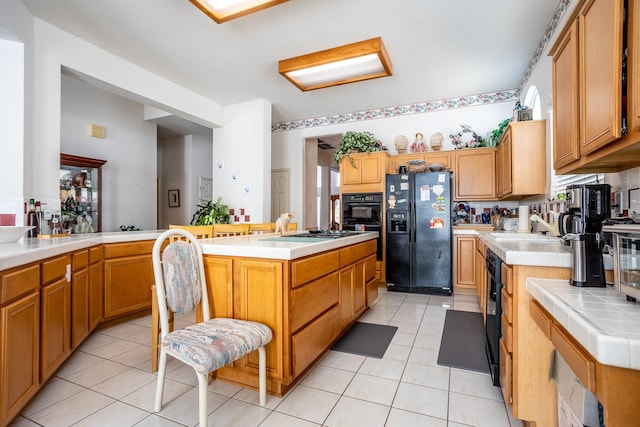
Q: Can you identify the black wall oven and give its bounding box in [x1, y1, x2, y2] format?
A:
[342, 193, 383, 260]
[485, 249, 503, 386]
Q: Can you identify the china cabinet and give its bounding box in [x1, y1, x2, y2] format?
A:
[59, 154, 106, 233]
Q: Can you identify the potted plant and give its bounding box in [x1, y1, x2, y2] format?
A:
[190, 197, 230, 225]
[333, 131, 384, 166]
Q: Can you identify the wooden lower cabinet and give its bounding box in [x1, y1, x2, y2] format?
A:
[207, 239, 377, 396]
[88, 246, 103, 331]
[0, 291, 40, 427]
[474, 238, 486, 319]
[103, 241, 154, 319]
[453, 235, 477, 294]
[71, 251, 90, 349]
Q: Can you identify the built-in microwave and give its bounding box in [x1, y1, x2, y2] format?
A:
[604, 224, 640, 301]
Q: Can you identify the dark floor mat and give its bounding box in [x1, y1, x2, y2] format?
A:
[437, 310, 489, 373]
[331, 322, 398, 359]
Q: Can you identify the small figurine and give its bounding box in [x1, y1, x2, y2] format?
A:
[411, 133, 428, 153]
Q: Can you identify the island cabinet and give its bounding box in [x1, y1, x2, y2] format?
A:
[40, 255, 71, 383]
[71, 250, 90, 348]
[530, 299, 640, 427]
[496, 120, 546, 199]
[550, 0, 640, 174]
[103, 240, 155, 319]
[474, 237, 487, 319]
[88, 246, 103, 331]
[205, 238, 377, 396]
[499, 262, 569, 427]
[0, 264, 40, 427]
[339, 151, 389, 193]
[453, 147, 497, 200]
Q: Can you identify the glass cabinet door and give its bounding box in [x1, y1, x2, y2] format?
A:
[60, 154, 106, 233]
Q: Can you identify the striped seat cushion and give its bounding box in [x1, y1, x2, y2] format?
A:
[162, 318, 273, 374]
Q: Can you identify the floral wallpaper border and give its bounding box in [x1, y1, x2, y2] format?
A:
[272, 0, 572, 133]
[272, 90, 519, 132]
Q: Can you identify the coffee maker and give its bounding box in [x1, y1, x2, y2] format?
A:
[559, 184, 611, 287]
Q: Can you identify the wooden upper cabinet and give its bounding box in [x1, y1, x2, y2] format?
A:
[339, 152, 388, 192]
[578, 0, 624, 154]
[551, 19, 581, 169]
[497, 120, 546, 199]
[425, 152, 452, 171]
[630, 0, 640, 133]
[454, 148, 496, 200]
[387, 154, 425, 174]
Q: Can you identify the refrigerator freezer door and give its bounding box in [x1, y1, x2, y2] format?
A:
[412, 172, 452, 292]
[386, 174, 411, 287]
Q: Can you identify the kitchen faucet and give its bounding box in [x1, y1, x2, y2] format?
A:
[529, 213, 560, 237]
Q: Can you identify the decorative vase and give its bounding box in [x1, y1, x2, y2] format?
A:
[429, 132, 443, 151]
[394, 135, 408, 154]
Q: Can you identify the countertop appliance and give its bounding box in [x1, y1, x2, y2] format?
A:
[485, 248, 502, 386]
[341, 193, 383, 260]
[559, 184, 611, 236]
[385, 172, 452, 295]
[561, 233, 606, 287]
[604, 224, 640, 301]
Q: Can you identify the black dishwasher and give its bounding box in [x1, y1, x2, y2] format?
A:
[485, 249, 502, 387]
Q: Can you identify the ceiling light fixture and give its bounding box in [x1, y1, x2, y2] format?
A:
[189, 0, 288, 24]
[278, 37, 393, 91]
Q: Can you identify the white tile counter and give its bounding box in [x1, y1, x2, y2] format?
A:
[527, 278, 640, 370]
[0, 230, 379, 270]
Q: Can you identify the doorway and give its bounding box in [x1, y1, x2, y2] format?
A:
[304, 135, 341, 230]
[271, 169, 290, 221]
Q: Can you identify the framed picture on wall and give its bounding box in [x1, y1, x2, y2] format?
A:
[168, 189, 180, 208]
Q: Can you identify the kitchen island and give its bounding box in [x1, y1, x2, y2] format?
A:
[0, 230, 378, 425]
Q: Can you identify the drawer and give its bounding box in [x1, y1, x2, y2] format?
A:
[290, 272, 339, 332]
[292, 305, 339, 376]
[72, 250, 89, 271]
[365, 239, 376, 256]
[42, 255, 69, 285]
[501, 288, 512, 324]
[103, 241, 154, 259]
[89, 246, 103, 264]
[501, 263, 513, 295]
[340, 243, 366, 267]
[501, 314, 512, 353]
[0, 264, 40, 304]
[291, 251, 339, 288]
[551, 323, 596, 393]
[529, 299, 552, 339]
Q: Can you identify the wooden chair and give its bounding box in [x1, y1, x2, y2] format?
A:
[287, 222, 298, 231]
[249, 223, 275, 234]
[152, 229, 272, 427]
[213, 223, 250, 237]
[151, 225, 214, 371]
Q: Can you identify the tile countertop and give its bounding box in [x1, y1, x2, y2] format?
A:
[0, 230, 379, 270]
[526, 278, 640, 370]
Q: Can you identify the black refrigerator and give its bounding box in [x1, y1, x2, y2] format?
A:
[385, 172, 452, 294]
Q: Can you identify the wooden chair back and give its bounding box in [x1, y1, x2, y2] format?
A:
[249, 223, 275, 234]
[168, 224, 214, 240]
[213, 223, 250, 237]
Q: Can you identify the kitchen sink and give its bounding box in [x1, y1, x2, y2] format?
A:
[285, 230, 362, 239]
[489, 232, 560, 242]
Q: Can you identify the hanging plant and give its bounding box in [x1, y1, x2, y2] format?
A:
[190, 197, 230, 225]
[333, 131, 384, 167]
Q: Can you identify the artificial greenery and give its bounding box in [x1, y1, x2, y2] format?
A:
[333, 131, 383, 167]
[489, 118, 512, 146]
[190, 197, 230, 225]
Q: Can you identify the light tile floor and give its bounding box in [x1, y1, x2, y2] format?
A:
[11, 288, 521, 427]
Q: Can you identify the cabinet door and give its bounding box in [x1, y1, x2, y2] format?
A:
[425, 152, 452, 170]
[89, 262, 103, 331]
[497, 128, 512, 198]
[339, 266, 354, 328]
[453, 236, 476, 294]
[104, 255, 153, 319]
[499, 338, 512, 406]
[388, 154, 425, 174]
[353, 260, 366, 317]
[454, 149, 496, 200]
[40, 279, 71, 381]
[0, 292, 40, 426]
[341, 157, 362, 185]
[360, 155, 383, 184]
[630, 0, 640, 133]
[579, 0, 624, 154]
[202, 257, 233, 321]
[552, 20, 581, 169]
[71, 267, 90, 348]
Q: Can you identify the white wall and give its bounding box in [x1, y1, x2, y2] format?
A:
[61, 75, 158, 231]
[272, 101, 515, 225]
[213, 99, 271, 223]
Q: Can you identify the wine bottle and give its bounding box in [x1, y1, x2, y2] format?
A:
[27, 198, 38, 238]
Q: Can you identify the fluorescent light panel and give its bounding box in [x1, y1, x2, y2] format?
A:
[189, 0, 288, 23]
[279, 37, 393, 91]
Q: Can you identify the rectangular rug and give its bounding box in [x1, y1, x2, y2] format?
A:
[437, 310, 489, 373]
[331, 322, 398, 359]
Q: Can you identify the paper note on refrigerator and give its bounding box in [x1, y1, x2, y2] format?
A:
[420, 185, 430, 201]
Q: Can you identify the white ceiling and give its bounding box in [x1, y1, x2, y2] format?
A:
[21, 0, 561, 127]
